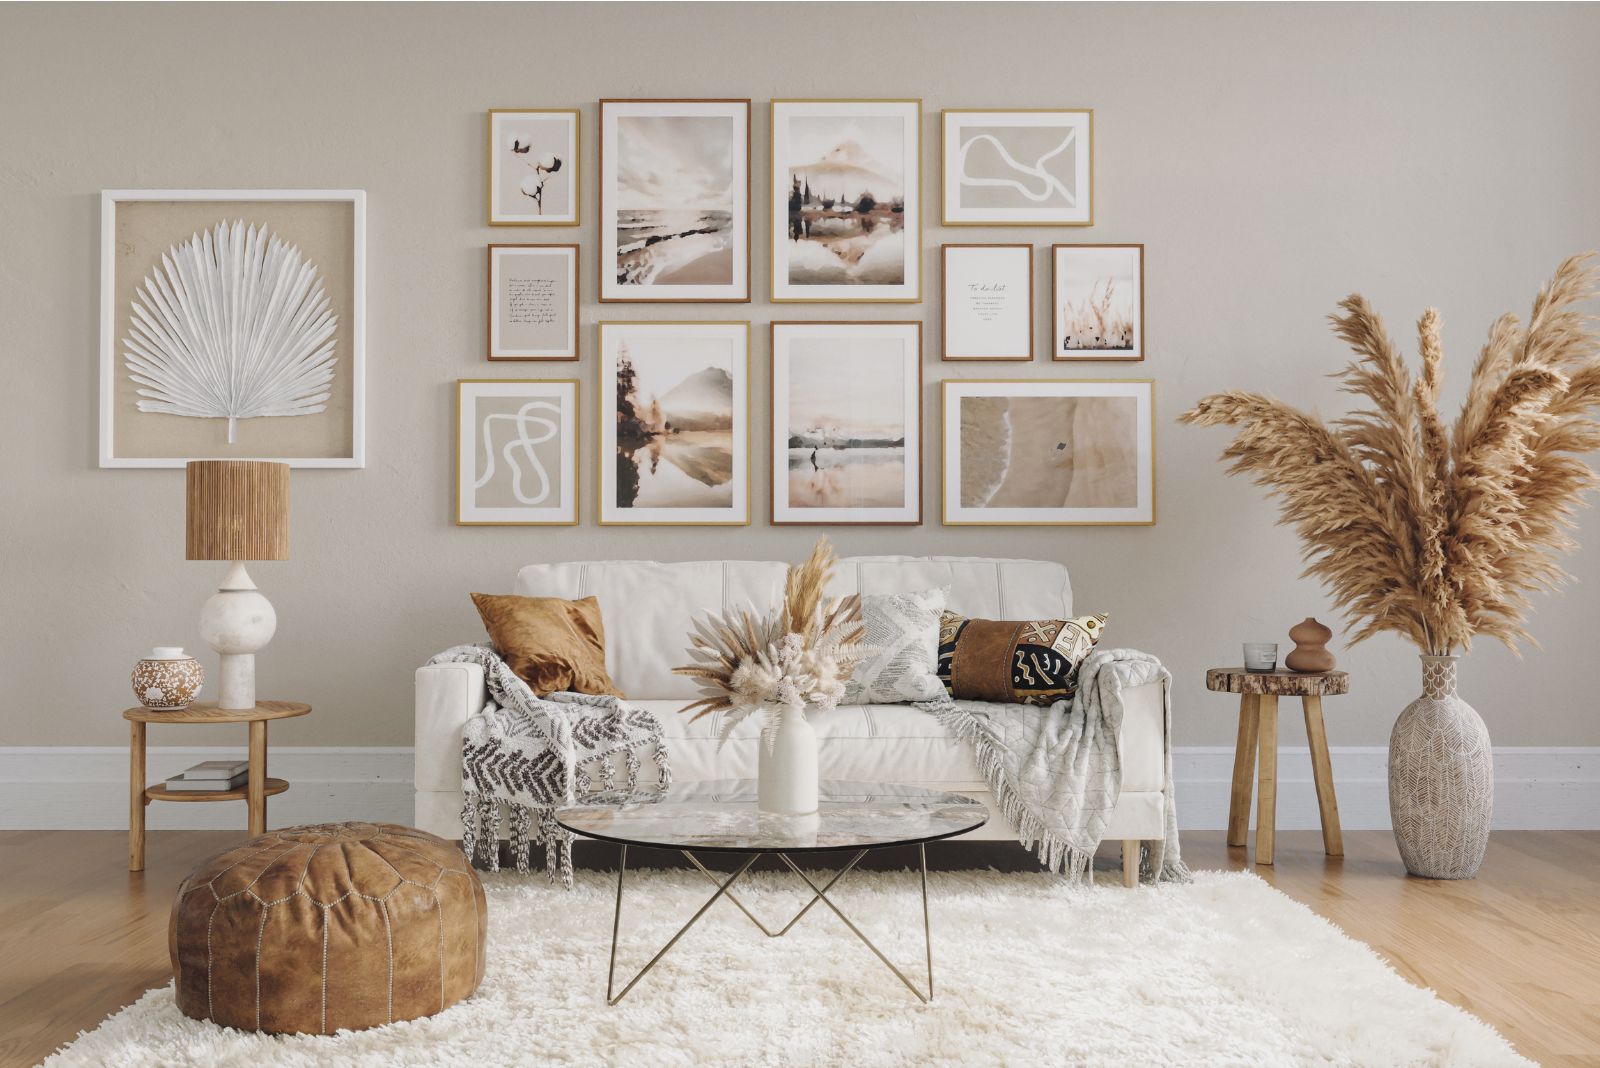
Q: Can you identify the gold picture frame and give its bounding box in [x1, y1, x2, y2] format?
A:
[941, 108, 1094, 227]
[487, 244, 580, 361]
[487, 108, 581, 227]
[455, 378, 580, 526]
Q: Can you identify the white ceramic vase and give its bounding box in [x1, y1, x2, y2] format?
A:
[758, 703, 818, 815]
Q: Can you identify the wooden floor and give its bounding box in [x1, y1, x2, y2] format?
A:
[2, 830, 1596, 1066]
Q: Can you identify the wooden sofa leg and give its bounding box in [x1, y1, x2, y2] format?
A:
[1122, 840, 1139, 888]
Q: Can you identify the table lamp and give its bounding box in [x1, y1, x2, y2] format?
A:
[186, 460, 289, 709]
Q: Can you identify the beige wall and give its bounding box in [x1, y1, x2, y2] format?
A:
[2, 2, 1597, 751]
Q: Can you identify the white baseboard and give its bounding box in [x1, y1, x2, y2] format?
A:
[1, 745, 1594, 831]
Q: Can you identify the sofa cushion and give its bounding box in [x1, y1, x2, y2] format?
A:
[938, 611, 1106, 706]
[841, 587, 947, 704]
[470, 593, 621, 697]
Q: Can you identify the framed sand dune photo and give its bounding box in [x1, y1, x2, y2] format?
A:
[1053, 243, 1144, 361]
[456, 379, 578, 525]
[487, 244, 578, 360]
[942, 108, 1092, 226]
[488, 109, 579, 226]
[598, 321, 750, 525]
[771, 99, 921, 303]
[943, 379, 1153, 526]
[599, 99, 750, 303]
[771, 321, 922, 525]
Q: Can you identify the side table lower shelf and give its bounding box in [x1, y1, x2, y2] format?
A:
[145, 778, 289, 803]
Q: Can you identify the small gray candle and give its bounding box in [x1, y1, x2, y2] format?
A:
[1243, 643, 1279, 673]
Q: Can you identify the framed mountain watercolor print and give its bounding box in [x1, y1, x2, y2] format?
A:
[770, 99, 921, 303]
[99, 189, 366, 468]
[456, 379, 578, 525]
[598, 99, 751, 303]
[942, 379, 1154, 526]
[597, 321, 750, 525]
[770, 321, 922, 524]
[487, 244, 578, 360]
[942, 109, 1093, 226]
[1053, 243, 1144, 361]
[488, 109, 579, 226]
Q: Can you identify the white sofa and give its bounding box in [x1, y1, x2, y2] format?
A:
[415, 556, 1169, 878]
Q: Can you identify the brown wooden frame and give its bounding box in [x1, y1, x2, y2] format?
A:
[941, 243, 1034, 362]
[1051, 242, 1145, 362]
[487, 243, 580, 361]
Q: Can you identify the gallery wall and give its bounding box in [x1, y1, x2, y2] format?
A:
[2, 2, 1598, 756]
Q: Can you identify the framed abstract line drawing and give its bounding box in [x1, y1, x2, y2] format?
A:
[770, 99, 921, 303]
[99, 189, 366, 468]
[456, 379, 578, 526]
[597, 321, 750, 525]
[488, 109, 579, 226]
[942, 243, 1034, 361]
[487, 244, 578, 360]
[598, 99, 751, 303]
[942, 379, 1154, 526]
[1053, 243, 1144, 361]
[770, 321, 922, 525]
[942, 109, 1093, 226]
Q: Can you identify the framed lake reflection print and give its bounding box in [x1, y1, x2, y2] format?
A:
[598, 321, 750, 525]
[942, 108, 1092, 226]
[599, 99, 751, 303]
[1053, 243, 1144, 360]
[488, 244, 578, 360]
[488, 109, 579, 226]
[943, 379, 1154, 526]
[770, 99, 921, 303]
[456, 379, 578, 525]
[770, 321, 922, 525]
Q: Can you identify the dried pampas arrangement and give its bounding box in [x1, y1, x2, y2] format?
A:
[1181, 254, 1600, 656]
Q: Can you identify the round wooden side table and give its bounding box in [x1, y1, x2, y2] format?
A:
[1205, 668, 1347, 866]
[123, 700, 311, 871]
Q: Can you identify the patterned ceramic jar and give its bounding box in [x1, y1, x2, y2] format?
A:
[132, 647, 204, 710]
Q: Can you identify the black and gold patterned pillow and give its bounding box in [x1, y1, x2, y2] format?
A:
[937, 611, 1107, 706]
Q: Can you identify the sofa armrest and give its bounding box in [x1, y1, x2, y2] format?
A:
[415, 662, 485, 794]
[1115, 676, 1168, 795]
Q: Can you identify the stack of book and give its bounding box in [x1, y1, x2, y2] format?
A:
[165, 760, 250, 792]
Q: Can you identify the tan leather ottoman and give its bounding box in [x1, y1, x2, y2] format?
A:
[170, 821, 486, 1033]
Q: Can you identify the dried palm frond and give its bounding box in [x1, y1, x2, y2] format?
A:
[1181, 253, 1600, 655]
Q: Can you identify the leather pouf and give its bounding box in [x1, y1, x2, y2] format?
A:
[170, 822, 486, 1034]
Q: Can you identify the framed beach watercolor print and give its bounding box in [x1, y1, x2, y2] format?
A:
[942, 379, 1154, 526]
[598, 99, 751, 303]
[488, 109, 579, 226]
[597, 321, 750, 525]
[942, 109, 1092, 226]
[1053, 243, 1144, 360]
[942, 243, 1033, 361]
[487, 244, 578, 360]
[770, 321, 922, 525]
[770, 99, 921, 303]
[456, 379, 578, 525]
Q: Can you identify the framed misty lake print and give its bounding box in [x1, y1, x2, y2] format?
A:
[942, 379, 1154, 526]
[598, 99, 751, 302]
[942, 243, 1033, 361]
[942, 109, 1092, 226]
[456, 379, 578, 525]
[488, 108, 579, 226]
[770, 99, 921, 303]
[770, 321, 922, 525]
[1053, 243, 1144, 361]
[598, 321, 750, 525]
[488, 244, 578, 360]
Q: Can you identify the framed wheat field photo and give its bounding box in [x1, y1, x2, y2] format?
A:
[456, 379, 578, 525]
[488, 108, 579, 226]
[597, 321, 750, 525]
[487, 244, 578, 360]
[770, 99, 921, 303]
[599, 99, 751, 303]
[942, 243, 1033, 361]
[1053, 243, 1144, 361]
[942, 108, 1092, 226]
[770, 321, 922, 525]
[942, 379, 1154, 526]
[99, 189, 366, 468]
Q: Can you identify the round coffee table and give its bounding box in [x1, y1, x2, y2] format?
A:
[557, 779, 987, 1005]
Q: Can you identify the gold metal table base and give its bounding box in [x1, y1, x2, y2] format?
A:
[604, 843, 934, 1005]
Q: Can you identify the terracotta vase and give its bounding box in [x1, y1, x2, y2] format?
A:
[1285, 617, 1336, 673]
[131, 647, 204, 710]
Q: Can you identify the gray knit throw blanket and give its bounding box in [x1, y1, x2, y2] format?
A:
[426, 644, 668, 887]
[918, 648, 1191, 885]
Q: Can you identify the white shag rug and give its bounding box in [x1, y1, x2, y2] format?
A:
[46, 868, 1529, 1067]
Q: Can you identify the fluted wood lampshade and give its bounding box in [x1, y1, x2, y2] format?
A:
[185, 461, 290, 561]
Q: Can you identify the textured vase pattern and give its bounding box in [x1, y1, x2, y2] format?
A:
[131, 655, 204, 710]
[1388, 656, 1493, 879]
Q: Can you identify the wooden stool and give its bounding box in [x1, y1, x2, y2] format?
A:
[1205, 668, 1347, 865]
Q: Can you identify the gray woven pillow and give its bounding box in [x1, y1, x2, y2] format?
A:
[842, 587, 948, 704]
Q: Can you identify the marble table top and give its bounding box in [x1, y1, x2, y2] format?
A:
[555, 779, 988, 853]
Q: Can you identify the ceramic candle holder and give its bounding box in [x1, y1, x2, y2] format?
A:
[1243, 643, 1279, 674]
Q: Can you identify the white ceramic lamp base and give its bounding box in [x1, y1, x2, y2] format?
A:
[198, 561, 277, 710]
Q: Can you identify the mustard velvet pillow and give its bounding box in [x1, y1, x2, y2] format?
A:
[470, 593, 623, 698]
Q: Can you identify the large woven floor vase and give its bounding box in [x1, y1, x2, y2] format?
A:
[1387, 655, 1493, 879]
